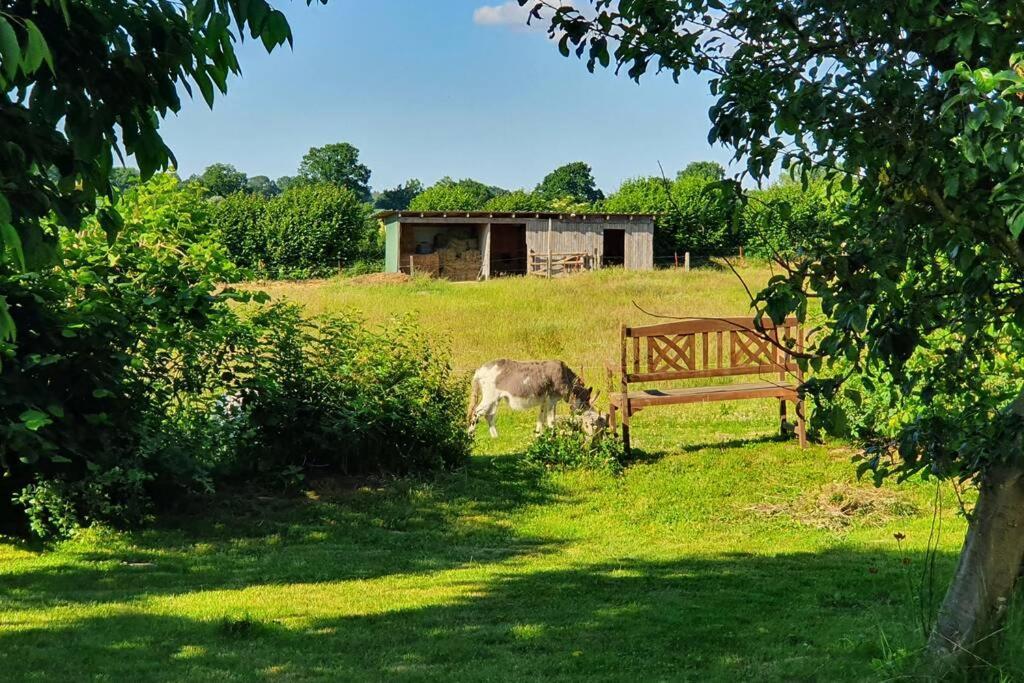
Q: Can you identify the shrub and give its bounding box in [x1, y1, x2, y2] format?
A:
[0, 173, 251, 537]
[221, 304, 472, 477]
[210, 182, 372, 278]
[603, 172, 740, 257]
[408, 178, 505, 211]
[210, 192, 268, 269]
[482, 189, 547, 212]
[1, 174, 470, 539]
[261, 184, 369, 278]
[524, 419, 624, 473]
[743, 174, 843, 258]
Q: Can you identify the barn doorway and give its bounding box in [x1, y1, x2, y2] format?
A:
[490, 224, 527, 276]
[603, 228, 625, 267]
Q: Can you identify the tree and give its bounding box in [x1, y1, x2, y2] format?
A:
[197, 163, 248, 197]
[0, 0, 307, 338]
[535, 161, 604, 203]
[742, 173, 843, 259]
[297, 142, 372, 201]
[276, 176, 302, 193]
[678, 161, 725, 181]
[482, 189, 547, 212]
[538, 0, 1024, 670]
[110, 167, 141, 194]
[246, 175, 280, 197]
[408, 178, 506, 211]
[374, 179, 423, 210]
[604, 174, 739, 256]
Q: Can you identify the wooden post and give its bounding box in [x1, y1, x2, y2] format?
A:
[547, 218, 553, 279]
[684, 251, 691, 272]
[674, 252, 678, 269]
[481, 223, 491, 280]
[408, 255, 414, 276]
[739, 245, 745, 265]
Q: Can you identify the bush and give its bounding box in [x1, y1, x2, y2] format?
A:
[210, 192, 268, 269]
[742, 174, 843, 258]
[261, 184, 369, 278]
[210, 183, 373, 278]
[482, 190, 547, 212]
[1, 174, 471, 538]
[524, 419, 624, 473]
[0, 173, 250, 537]
[603, 172, 740, 257]
[408, 177, 505, 211]
[220, 304, 472, 477]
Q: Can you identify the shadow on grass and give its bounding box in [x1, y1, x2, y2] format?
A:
[0, 453, 565, 610]
[0, 549, 974, 682]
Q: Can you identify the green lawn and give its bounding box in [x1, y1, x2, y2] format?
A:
[0, 267, 1005, 681]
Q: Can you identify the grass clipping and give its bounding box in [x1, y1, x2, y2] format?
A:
[524, 418, 624, 473]
[752, 483, 919, 531]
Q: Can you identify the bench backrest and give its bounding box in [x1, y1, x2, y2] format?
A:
[620, 317, 803, 383]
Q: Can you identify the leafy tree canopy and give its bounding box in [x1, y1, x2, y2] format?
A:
[482, 189, 548, 212]
[535, 161, 604, 203]
[297, 142, 372, 201]
[374, 179, 424, 210]
[276, 175, 302, 193]
[0, 0, 315, 340]
[246, 175, 280, 197]
[534, 0, 1024, 666]
[109, 167, 141, 194]
[678, 161, 725, 181]
[197, 163, 248, 197]
[408, 177, 506, 212]
[604, 173, 739, 255]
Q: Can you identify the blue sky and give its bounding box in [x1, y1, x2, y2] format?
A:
[160, 0, 734, 195]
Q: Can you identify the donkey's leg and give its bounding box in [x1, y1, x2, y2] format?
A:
[535, 402, 548, 435]
[485, 402, 500, 438]
[545, 398, 557, 428]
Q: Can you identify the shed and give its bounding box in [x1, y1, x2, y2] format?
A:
[379, 211, 656, 281]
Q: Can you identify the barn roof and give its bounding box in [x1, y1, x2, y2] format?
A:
[377, 210, 657, 222]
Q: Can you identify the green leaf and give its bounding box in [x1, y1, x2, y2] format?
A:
[0, 295, 15, 343]
[1010, 211, 1024, 240]
[1, 222, 25, 270]
[19, 409, 53, 432]
[0, 18, 18, 80]
[21, 19, 53, 74]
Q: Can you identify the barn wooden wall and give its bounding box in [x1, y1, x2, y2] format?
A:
[524, 219, 654, 270]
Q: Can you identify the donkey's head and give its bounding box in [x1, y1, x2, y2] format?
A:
[568, 378, 597, 414]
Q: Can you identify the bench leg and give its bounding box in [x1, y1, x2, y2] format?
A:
[621, 404, 631, 455]
[796, 398, 807, 449]
[608, 404, 618, 435]
[779, 399, 788, 437]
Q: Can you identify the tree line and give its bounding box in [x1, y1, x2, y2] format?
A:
[114, 146, 839, 277]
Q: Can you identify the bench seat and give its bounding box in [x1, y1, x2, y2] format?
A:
[608, 317, 807, 452]
[610, 381, 798, 413]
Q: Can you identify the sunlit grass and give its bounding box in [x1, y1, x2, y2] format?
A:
[0, 265, 1001, 681]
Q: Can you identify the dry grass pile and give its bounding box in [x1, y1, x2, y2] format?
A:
[752, 483, 920, 531]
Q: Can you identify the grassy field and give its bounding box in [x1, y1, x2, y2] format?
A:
[1, 267, 1015, 681]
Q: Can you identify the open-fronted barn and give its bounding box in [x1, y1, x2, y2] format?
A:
[379, 211, 655, 281]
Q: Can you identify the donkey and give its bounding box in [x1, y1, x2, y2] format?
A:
[467, 360, 599, 438]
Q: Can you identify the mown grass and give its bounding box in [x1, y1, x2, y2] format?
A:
[0, 266, 1014, 681]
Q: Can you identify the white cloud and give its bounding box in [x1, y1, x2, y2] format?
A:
[473, 2, 547, 31]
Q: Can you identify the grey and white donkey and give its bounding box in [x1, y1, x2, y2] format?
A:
[467, 360, 606, 437]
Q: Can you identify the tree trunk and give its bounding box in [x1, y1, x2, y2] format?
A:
[926, 460, 1024, 673]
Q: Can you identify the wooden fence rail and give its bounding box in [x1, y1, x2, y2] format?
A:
[527, 250, 590, 277]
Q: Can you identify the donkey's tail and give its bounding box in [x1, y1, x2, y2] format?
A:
[466, 373, 482, 423]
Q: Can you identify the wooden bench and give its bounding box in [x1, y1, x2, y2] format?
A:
[607, 317, 806, 453]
